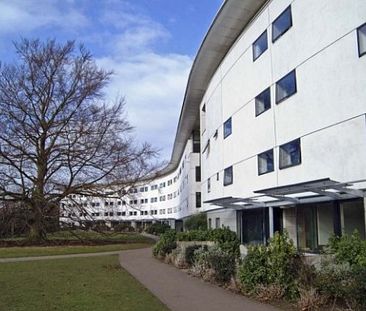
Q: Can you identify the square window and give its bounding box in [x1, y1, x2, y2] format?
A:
[223, 117, 232, 139]
[272, 6, 292, 42]
[253, 30, 268, 61]
[276, 70, 297, 104]
[357, 23, 366, 57]
[223, 166, 233, 186]
[255, 87, 271, 116]
[258, 149, 274, 175]
[279, 139, 301, 169]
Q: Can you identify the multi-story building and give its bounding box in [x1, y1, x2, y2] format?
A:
[62, 0, 366, 252]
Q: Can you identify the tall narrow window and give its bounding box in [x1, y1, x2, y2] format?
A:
[258, 149, 274, 175]
[255, 87, 271, 116]
[223, 166, 233, 186]
[215, 217, 221, 229]
[207, 178, 211, 193]
[253, 30, 268, 61]
[196, 192, 202, 208]
[357, 23, 366, 57]
[223, 117, 232, 139]
[195, 166, 201, 182]
[276, 70, 297, 104]
[272, 6, 292, 42]
[279, 139, 301, 169]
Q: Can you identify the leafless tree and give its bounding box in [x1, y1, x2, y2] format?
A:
[0, 39, 157, 241]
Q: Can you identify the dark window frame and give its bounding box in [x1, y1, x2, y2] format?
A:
[223, 117, 232, 139]
[357, 22, 366, 57]
[223, 166, 233, 186]
[272, 6, 293, 43]
[196, 192, 202, 208]
[257, 149, 274, 175]
[276, 70, 297, 104]
[253, 30, 268, 61]
[279, 138, 302, 169]
[255, 87, 271, 116]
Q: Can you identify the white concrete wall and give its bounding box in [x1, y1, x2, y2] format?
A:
[201, 0, 366, 213]
[61, 137, 201, 225]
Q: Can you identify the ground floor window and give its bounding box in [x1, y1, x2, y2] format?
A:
[241, 208, 269, 245]
[295, 200, 365, 252]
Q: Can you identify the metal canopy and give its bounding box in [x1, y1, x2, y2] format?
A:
[204, 178, 366, 210]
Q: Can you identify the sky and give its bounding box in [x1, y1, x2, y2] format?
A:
[0, 0, 223, 162]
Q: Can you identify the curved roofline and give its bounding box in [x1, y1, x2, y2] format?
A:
[157, 0, 268, 177]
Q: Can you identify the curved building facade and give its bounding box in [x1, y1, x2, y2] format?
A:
[62, 0, 366, 250]
[199, 0, 366, 250]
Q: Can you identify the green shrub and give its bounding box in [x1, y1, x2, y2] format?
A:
[192, 246, 236, 284]
[328, 231, 366, 267]
[184, 213, 207, 231]
[177, 230, 210, 241]
[152, 230, 177, 257]
[315, 232, 366, 309]
[113, 223, 134, 232]
[145, 223, 170, 236]
[206, 247, 236, 283]
[177, 227, 240, 258]
[209, 227, 240, 258]
[185, 245, 207, 266]
[238, 231, 299, 298]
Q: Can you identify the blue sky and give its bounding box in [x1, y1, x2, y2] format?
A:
[0, 0, 222, 161]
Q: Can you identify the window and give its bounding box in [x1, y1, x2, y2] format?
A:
[255, 87, 271, 116]
[223, 166, 233, 186]
[223, 117, 232, 139]
[195, 166, 201, 182]
[215, 218, 220, 229]
[357, 23, 366, 57]
[258, 149, 274, 175]
[104, 212, 108, 216]
[168, 179, 172, 186]
[196, 192, 201, 208]
[208, 218, 212, 229]
[207, 178, 211, 193]
[279, 138, 301, 169]
[216, 172, 219, 181]
[253, 30, 268, 61]
[151, 184, 158, 191]
[117, 212, 122, 216]
[272, 6, 292, 43]
[109, 212, 113, 216]
[140, 187, 144, 192]
[276, 70, 297, 104]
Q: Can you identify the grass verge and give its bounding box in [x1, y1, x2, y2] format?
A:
[0, 255, 168, 311]
[0, 242, 152, 258]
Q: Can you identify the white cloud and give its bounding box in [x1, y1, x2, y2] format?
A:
[0, 1, 88, 34]
[98, 51, 192, 160]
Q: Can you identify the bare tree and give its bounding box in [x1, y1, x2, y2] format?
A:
[0, 39, 157, 241]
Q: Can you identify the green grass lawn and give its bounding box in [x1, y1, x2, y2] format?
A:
[0, 242, 152, 258]
[0, 255, 168, 311]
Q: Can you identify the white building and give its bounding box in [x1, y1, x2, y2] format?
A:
[62, 0, 366, 251]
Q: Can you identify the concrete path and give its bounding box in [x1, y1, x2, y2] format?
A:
[0, 250, 121, 263]
[119, 248, 280, 311]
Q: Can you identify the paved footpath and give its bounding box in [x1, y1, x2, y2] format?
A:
[0, 250, 121, 263]
[119, 248, 280, 311]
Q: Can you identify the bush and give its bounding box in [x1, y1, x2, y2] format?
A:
[328, 231, 366, 267]
[191, 246, 236, 284]
[177, 227, 240, 258]
[238, 231, 299, 298]
[177, 230, 210, 242]
[206, 247, 236, 283]
[152, 230, 177, 257]
[113, 223, 135, 232]
[185, 245, 207, 266]
[184, 213, 207, 231]
[209, 227, 240, 258]
[145, 223, 170, 236]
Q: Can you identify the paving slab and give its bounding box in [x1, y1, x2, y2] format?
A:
[119, 247, 280, 311]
